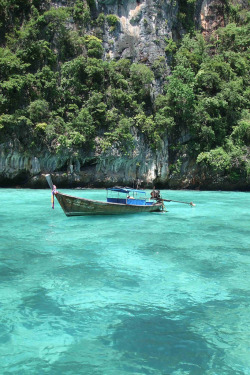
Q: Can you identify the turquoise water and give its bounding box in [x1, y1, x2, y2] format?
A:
[0, 189, 250, 375]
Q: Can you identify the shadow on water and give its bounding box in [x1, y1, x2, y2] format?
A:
[3, 292, 249, 375]
[26, 302, 248, 375]
[105, 304, 246, 375]
[19, 287, 63, 318]
[106, 306, 214, 375]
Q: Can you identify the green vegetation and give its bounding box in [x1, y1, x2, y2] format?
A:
[177, 0, 197, 34]
[157, 3, 249, 181]
[0, 0, 155, 154]
[0, 0, 249, 185]
[106, 14, 119, 27]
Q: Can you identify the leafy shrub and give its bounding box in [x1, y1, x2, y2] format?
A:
[85, 35, 103, 58]
[73, 0, 91, 25]
[28, 99, 49, 122]
[106, 14, 119, 27]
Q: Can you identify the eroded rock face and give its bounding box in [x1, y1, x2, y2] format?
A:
[196, 0, 225, 37]
[1, 135, 248, 190]
[0, 133, 169, 188]
[0, 141, 69, 187]
[99, 0, 178, 65]
[94, 132, 168, 187]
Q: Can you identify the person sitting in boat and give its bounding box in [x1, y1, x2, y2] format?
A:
[150, 188, 161, 200]
[127, 195, 134, 199]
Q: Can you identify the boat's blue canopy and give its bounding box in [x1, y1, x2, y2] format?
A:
[107, 187, 146, 195]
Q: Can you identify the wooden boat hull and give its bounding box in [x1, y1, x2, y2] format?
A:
[55, 192, 163, 216]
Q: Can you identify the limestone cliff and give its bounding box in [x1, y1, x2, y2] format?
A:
[0, 132, 168, 188]
[1, 0, 176, 188]
[0, 0, 248, 190]
[99, 0, 177, 63]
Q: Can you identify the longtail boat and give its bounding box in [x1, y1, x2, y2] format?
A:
[46, 174, 164, 216]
